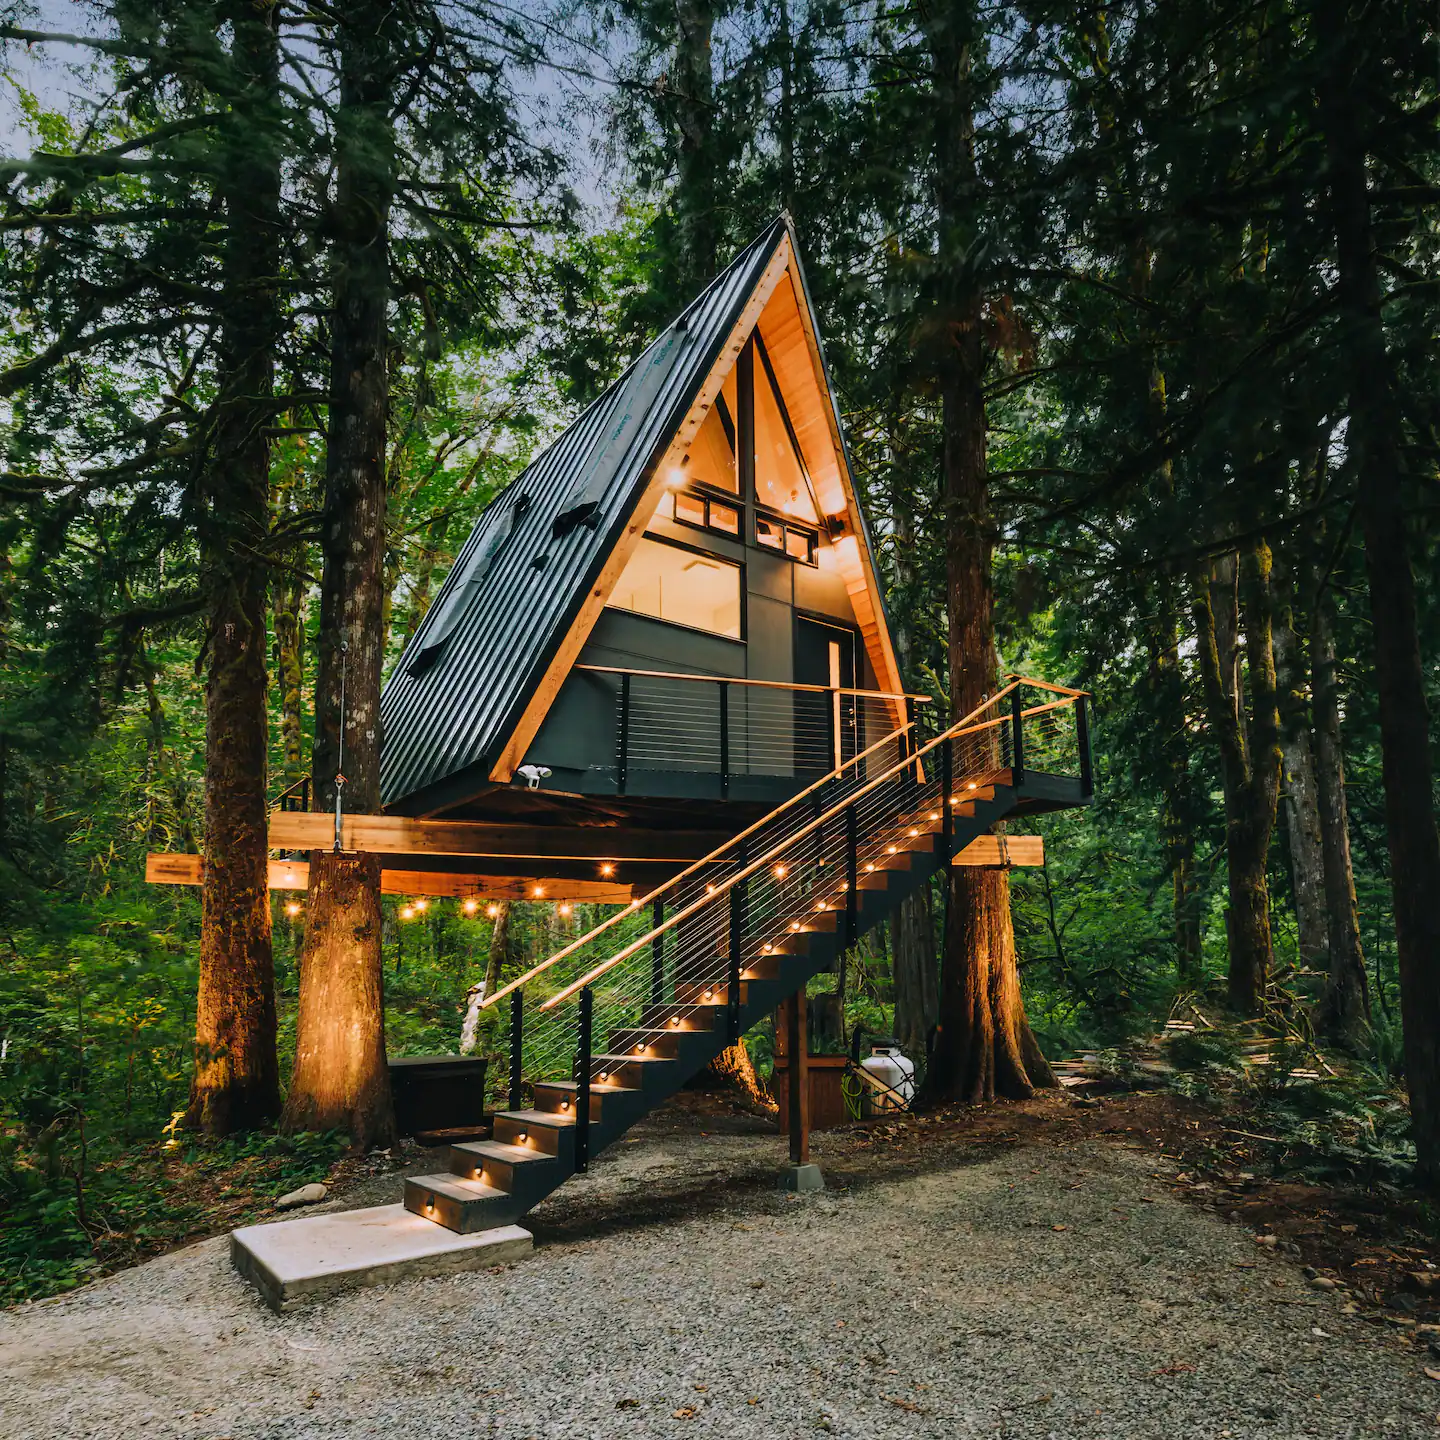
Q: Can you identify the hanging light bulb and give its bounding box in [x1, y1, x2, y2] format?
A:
[462, 898, 478, 915]
[414, 898, 429, 912]
[285, 902, 301, 918]
[599, 862, 615, 878]
[559, 903, 572, 917]
[486, 903, 500, 919]
[400, 906, 415, 921]
[531, 885, 545, 899]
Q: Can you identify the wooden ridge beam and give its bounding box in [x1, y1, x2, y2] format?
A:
[146, 853, 637, 902]
[267, 811, 731, 862]
[951, 835, 1044, 868]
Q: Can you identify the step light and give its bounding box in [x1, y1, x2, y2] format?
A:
[886, 845, 898, 854]
[907, 828, 918, 837]
[635, 1043, 647, 1054]
[702, 989, 714, 1001]
[670, 1016, 681, 1026]
[560, 1099, 570, 1111]
[515, 1130, 527, 1143]
[425, 1194, 435, 1214]
[598, 1071, 609, 1083]
[773, 863, 788, 879]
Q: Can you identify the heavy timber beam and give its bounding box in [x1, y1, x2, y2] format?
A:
[951, 835, 1044, 868]
[267, 811, 731, 862]
[146, 853, 636, 902]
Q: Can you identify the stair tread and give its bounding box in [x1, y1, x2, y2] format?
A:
[496, 1107, 576, 1128]
[452, 1139, 553, 1164]
[408, 1172, 509, 1202]
[536, 1079, 640, 1095]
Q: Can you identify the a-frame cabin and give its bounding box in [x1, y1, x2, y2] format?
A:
[379, 216, 912, 836]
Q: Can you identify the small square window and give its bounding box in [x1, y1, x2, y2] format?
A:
[674, 492, 706, 528]
[756, 516, 784, 550]
[784, 527, 814, 563]
[709, 501, 739, 535]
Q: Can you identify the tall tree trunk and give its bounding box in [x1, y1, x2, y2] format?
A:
[1272, 579, 1328, 975]
[461, 900, 511, 1055]
[273, 572, 305, 790]
[1192, 544, 1282, 1013]
[1322, 59, 1440, 1173]
[920, 1, 1052, 1104]
[673, 0, 718, 286]
[184, 0, 282, 1135]
[1310, 582, 1369, 1047]
[281, 0, 397, 1151]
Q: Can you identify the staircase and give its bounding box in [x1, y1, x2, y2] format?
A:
[403, 678, 1092, 1235]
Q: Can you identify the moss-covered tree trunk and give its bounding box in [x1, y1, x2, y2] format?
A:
[281, 0, 396, 1151]
[1322, 56, 1440, 1175]
[184, 0, 282, 1135]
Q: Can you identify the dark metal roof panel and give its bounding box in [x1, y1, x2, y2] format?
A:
[380, 220, 788, 809]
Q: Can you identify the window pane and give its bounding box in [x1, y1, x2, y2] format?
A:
[674, 491, 706, 528]
[784, 526, 815, 563]
[753, 360, 819, 522]
[709, 501, 739, 535]
[609, 537, 742, 640]
[755, 515, 784, 550]
[683, 367, 739, 494]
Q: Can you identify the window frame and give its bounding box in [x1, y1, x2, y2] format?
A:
[606, 531, 747, 643]
[671, 485, 743, 542]
[753, 504, 819, 567]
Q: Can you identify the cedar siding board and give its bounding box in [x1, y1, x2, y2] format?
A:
[379, 216, 899, 815]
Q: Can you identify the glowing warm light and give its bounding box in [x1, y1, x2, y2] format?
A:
[702, 989, 714, 1001]
[400, 906, 415, 920]
[560, 1099, 570, 1111]
[762, 943, 773, 954]
[773, 863, 787, 879]
[670, 1016, 680, 1027]
[532, 886, 545, 899]
[665, 465, 686, 489]
[629, 899, 641, 908]
[864, 863, 875, 872]
[285, 902, 301, 918]
[839, 881, 849, 892]
[462, 898, 478, 915]
[414, 898, 428, 912]
[486, 903, 500, 919]
[790, 922, 802, 932]
[635, 1044, 646, 1054]
[705, 883, 715, 895]
[559, 903, 572, 917]
[282, 872, 297, 886]
[968, 781, 978, 790]
[516, 1130, 528, 1143]
[929, 812, 939, 821]
[887, 845, 898, 854]
[907, 828, 918, 837]
[599, 862, 615, 878]
[815, 901, 827, 912]
[598, 1072, 608, 1083]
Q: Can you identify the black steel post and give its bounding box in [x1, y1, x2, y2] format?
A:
[575, 987, 593, 1173]
[616, 672, 631, 795]
[650, 896, 665, 1005]
[508, 987, 523, 1112]
[844, 803, 858, 948]
[1077, 695, 1093, 799]
[727, 878, 745, 1041]
[719, 681, 730, 800]
[940, 737, 954, 860]
[1010, 686, 1026, 787]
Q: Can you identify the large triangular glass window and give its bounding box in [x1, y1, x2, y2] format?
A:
[752, 341, 820, 523]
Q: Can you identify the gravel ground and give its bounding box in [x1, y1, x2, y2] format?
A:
[3, 1117, 1438, 1440]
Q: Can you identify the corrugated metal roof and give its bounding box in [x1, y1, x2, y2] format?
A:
[380, 218, 790, 812]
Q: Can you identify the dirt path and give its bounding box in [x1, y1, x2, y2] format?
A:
[3, 1096, 1437, 1439]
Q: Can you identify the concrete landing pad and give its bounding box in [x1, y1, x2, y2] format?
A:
[232, 1203, 532, 1313]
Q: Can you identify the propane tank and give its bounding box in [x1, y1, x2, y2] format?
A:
[858, 1042, 915, 1113]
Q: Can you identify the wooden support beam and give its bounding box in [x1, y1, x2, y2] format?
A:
[146, 853, 635, 903]
[951, 835, 1044, 868]
[267, 811, 731, 863]
[779, 990, 810, 1165]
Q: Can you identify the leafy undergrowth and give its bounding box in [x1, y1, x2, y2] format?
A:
[0, 1129, 413, 1306]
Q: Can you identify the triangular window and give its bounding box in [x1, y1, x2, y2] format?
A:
[679, 367, 738, 493]
[752, 341, 819, 523]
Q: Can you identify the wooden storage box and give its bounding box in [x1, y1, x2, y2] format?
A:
[388, 1055, 488, 1139]
[771, 1054, 850, 1132]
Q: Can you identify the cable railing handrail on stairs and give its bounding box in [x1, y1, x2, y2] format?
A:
[479, 714, 922, 1013]
[536, 679, 1041, 1010]
[573, 663, 934, 703]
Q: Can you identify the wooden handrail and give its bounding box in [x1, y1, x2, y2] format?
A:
[541, 680, 1073, 1009]
[573, 663, 932, 703]
[1004, 672, 1090, 699]
[479, 717, 919, 1012]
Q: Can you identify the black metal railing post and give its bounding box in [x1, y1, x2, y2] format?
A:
[940, 736, 954, 860]
[1076, 694, 1093, 799]
[727, 873, 745, 1041]
[844, 803, 858, 948]
[575, 987, 593, 1173]
[508, 988, 524, 1112]
[650, 896, 665, 1005]
[719, 681, 730, 800]
[616, 672, 631, 795]
[1010, 686, 1026, 788]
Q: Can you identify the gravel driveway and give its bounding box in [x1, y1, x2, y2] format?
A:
[3, 1110, 1437, 1439]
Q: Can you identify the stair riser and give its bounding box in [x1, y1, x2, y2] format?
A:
[637, 1004, 726, 1033]
[492, 1116, 574, 1159]
[403, 1179, 525, 1234]
[533, 1084, 604, 1121]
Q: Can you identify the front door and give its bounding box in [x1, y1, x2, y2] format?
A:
[794, 617, 857, 774]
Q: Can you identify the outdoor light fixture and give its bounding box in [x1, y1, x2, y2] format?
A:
[400, 906, 415, 920]
[773, 863, 787, 879]
[636, 1044, 646, 1054]
[282, 872, 297, 886]
[486, 903, 500, 919]
[598, 1072, 608, 1083]
[285, 902, 301, 918]
[886, 845, 898, 854]
[462, 898, 478, 915]
[532, 885, 545, 898]
[415, 899, 428, 912]
[559, 903, 572, 917]
[600, 862, 615, 877]
[968, 781, 978, 790]
[560, 1099, 570, 1111]
[670, 1016, 680, 1027]
[702, 989, 714, 1001]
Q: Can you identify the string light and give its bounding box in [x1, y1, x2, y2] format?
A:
[531, 885, 545, 899]
[559, 903, 572, 917]
[400, 906, 415, 921]
[284, 902, 301, 918]
[486, 903, 500, 919]
[414, 898, 428, 912]
[462, 898, 478, 915]
[773, 863, 787, 879]
[599, 862, 615, 878]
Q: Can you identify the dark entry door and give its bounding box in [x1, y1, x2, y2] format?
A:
[794, 617, 857, 774]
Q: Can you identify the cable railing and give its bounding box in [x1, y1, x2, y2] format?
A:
[571, 664, 926, 798]
[483, 677, 1091, 1147]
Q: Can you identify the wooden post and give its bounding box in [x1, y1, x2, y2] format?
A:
[785, 987, 810, 1165]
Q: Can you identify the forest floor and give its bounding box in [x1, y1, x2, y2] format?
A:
[4, 1086, 1440, 1439]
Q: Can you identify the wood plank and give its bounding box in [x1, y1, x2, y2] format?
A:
[951, 835, 1045, 868]
[146, 853, 635, 902]
[488, 236, 796, 786]
[268, 811, 731, 862]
